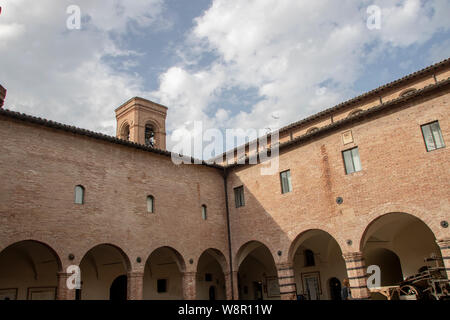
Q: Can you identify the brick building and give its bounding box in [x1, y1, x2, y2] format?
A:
[0, 58, 449, 300]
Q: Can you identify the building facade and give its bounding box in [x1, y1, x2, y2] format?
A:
[0, 58, 449, 300]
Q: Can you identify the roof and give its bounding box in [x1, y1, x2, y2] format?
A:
[225, 75, 450, 169]
[212, 57, 450, 162]
[0, 108, 223, 170]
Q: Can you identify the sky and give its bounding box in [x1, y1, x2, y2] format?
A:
[0, 0, 449, 158]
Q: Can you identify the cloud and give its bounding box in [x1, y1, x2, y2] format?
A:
[0, 0, 165, 134]
[152, 0, 450, 157]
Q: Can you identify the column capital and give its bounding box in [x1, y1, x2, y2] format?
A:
[276, 262, 294, 270]
[342, 251, 364, 262]
[127, 271, 145, 277]
[436, 239, 450, 249]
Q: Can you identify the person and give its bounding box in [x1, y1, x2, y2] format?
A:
[341, 278, 352, 300]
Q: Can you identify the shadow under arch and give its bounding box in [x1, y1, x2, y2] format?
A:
[359, 212, 438, 252]
[196, 248, 229, 300]
[288, 229, 343, 265]
[0, 239, 63, 300]
[288, 229, 346, 300]
[360, 212, 444, 283]
[143, 246, 186, 300]
[235, 240, 278, 300]
[78, 243, 132, 300]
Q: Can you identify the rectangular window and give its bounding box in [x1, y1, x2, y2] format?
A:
[342, 147, 362, 174]
[234, 186, 245, 208]
[421, 121, 445, 152]
[280, 170, 292, 194]
[157, 279, 167, 293]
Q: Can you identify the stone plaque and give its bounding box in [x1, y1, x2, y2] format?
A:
[342, 130, 353, 145]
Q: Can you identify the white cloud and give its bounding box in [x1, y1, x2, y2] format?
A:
[0, 0, 165, 134]
[152, 0, 450, 157]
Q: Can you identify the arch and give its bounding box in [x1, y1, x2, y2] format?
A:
[306, 127, 319, 134]
[109, 275, 127, 300]
[399, 87, 417, 97]
[360, 212, 444, 282]
[143, 246, 186, 300]
[79, 243, 131, 272]
[196, 248, 228, 300]
[288, 229, 343, 264]
[289, 229, 347, 300]
[75, 185, 85, 204]
[78, 243, 132, 300]
[0, 240, 63, 300]
[359, 212, 437, 251]
[235, 240, 276, 270]
[197, 248, 229, 274]
[347, 108, 364, 117]
[0, 239, 63, 272]
[235, 240, 278, 300]
[119, 121, 130, 141]
[145, 246, 186, 273]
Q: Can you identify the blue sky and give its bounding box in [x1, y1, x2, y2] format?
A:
[0, 0, 449, 157]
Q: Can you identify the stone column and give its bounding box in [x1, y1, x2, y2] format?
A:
[56, 272, 76, 300]
[182, 272, 197, 300]
[224, 271, 239, 300]
[343, 252, 370, 299]
[127, 271, 144, 300]
[276, 263, 297, 300]
[437, 239, 450, 279]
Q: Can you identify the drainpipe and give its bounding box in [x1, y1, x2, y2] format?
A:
[223, 168, 235, 299]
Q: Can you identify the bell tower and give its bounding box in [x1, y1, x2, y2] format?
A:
[115, 97, 167, 150]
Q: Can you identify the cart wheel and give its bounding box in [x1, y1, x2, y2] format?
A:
[399, 285, 419, 300]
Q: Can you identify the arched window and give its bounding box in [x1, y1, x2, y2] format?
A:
[306, 127, 319, 134]
[347, 109, 363, 118]
[75, 185, 85, 204]
[201, 205, 207, 220]
[121, 123, 130, 141]
[147, 195, 154, 213]
[145, 124, 155, 147]
[304, 249, 315, 266]
[400, 88, 417, 97]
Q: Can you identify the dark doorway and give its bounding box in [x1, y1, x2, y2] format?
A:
[209, 286, 216, 300]
[110, 275, 127, 300]
[329, 277, 341, 300]
[253, 281, 263, 300]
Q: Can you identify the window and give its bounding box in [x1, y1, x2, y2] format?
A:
[342, 147, 362, 174]
[421, 121, 445, 152]
[347, 109, 363, 118]
[306, 127, 319, 134]
[147, 195, 154, 213]
[74, 185, 84, 204]
[145, 124, 155, 147]
[305, 249, 315, 267]
[201, 205, 207, 220]
[121, 123, 130, 141]
[234, 186, 245, 208]
[157, 279, 167, 293]
[280, 170, 292, 194]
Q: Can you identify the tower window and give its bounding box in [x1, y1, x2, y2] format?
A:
[201, 205, 207, 220]
[280, 170, 292, 194]
[121, 123, 130, 141]
[342, 147, 362, 174]
[234, 186, 245, 208]
[74, 185, 85, 204]
[145, 124, 155, 147]
[147, 195, 154, 213]
[421, 121, 445, 152]
[305, 249, 315, 267]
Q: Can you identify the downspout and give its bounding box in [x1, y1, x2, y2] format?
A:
[223, 168, 235, 300]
